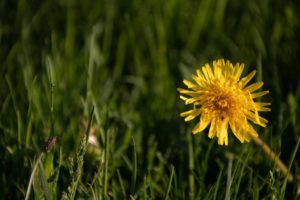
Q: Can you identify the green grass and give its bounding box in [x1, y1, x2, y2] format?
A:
[1, 0, 300, 199]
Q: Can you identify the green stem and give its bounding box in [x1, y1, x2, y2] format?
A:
[164, 165, 175, 200]
[103, 128, 109, 199]
[187, 133, 195, 200]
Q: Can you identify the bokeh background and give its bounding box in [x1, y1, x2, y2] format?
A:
[1, 0, 300, 199]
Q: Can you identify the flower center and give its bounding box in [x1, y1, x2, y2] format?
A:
[203, 84, 243, 120]
[211, 95, 231, 115]
[208, 91, 236, 118]
[216, 99, 228, 109]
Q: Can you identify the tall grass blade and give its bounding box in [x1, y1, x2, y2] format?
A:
[130, 136, 137, 195]
[280, 136, 300, 199]
[164, 165, 175, 200]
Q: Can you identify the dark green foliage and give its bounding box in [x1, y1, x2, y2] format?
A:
[1, 0, 300, 199]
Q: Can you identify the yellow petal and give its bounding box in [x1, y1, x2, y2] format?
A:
[216, 118, 229, 145]
[229, 120, 244, 143]
[182, 109, 203, 122]
[246, 123, 259, 138]
[208, 64, 216, 78]
[239, 70, 256, 88]
[202, 64, 214, 80]
[256, 102, 271, 107]
[251, 90, 269, 98]
[223, 60, 233, 78]
[245, 111, 268, 127]
[183, 80, 197, 89]
[188, 96, 208, 104]
[192, 74, 205, 87]
[214, 59, 225, 67]
[213, 64, 222, 79]
[243, 82, 264, 92]
[258, 116, 268, 126]
[255, 102, 271, 112]
[192, 114, 211, 134]
[179, 95, 188, 101]
[208, 118, 216, 138]
[256, 106, 271, 112]
[234, 63, 244, 80]
[180, 109, 201, 117]
[196, 69, 205, 79]
[177, 88, 204, 97]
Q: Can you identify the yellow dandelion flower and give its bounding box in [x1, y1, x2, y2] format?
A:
[178, 59, 270, 145]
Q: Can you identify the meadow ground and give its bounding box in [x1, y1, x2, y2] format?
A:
[1, 0, 300, 199]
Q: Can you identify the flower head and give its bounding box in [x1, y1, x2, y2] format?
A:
[178, 59, 270, 145]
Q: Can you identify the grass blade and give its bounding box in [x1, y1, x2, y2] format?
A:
[280, 136, 300, 199]
[213, 166, 223, 200]
[103, 127, 110, 199]
[164, 165, 175, 200]
[130, 136, 137, 195]
[187, 132, 195, 199]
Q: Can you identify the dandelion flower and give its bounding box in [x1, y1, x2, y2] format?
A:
[178, 59, 270, 145]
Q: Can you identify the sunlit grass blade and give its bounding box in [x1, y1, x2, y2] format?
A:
[280, 136, 300, 199]
[213, 166, 224, 200]
[103, 127, 110, 199]
[164, 165, 175, 200]
[130, 136, 137, 196]
[117, 169, 126, 198]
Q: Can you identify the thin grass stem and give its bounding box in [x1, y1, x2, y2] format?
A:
[164, 165, 175, 200]
[130, 136, 137, 195]
[25, 153, 43, 200]
[103, 128, 109, 199]
[187, 132, 195, 200]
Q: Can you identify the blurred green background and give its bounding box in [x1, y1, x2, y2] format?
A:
[1, 0, 300, 199]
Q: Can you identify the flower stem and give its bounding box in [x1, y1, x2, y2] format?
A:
[251, 135, 293, 182]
